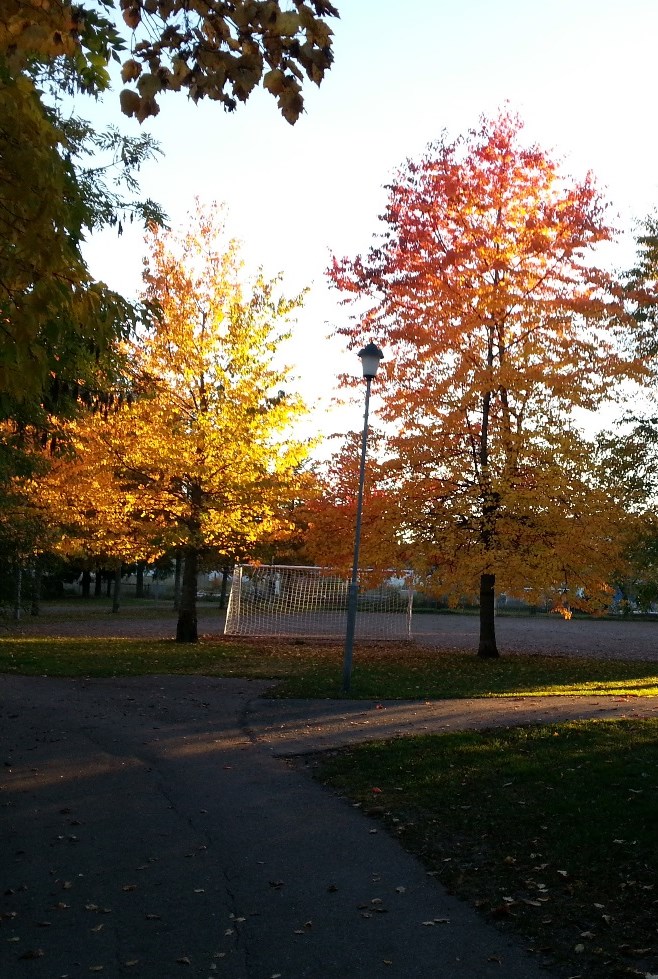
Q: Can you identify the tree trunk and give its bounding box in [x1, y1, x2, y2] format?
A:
[31, 562, 42, 616]
[173, 552, 183, 610]
[81, 569, 91, 598]
[94, 567, 102, 597]
[106, 573, 112, 598]
[176, 548, 198, 642]
[13, 565, 22, 621]
[478, 572, 499, 657]
[135, 561, 145, 599]
[112, 567, 122, 613]
[219, 565, 230, 610]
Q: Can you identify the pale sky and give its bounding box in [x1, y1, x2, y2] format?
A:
[78, 0, 658, 441]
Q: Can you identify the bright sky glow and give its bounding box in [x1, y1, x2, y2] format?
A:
[78, 0, 658, 442]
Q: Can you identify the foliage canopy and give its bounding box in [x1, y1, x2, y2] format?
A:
[326, 111, 650, 654]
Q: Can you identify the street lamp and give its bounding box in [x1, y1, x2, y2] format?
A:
[342, 341, 384, 693]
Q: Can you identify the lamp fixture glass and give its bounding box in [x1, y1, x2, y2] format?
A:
[358, 342, 384, 379]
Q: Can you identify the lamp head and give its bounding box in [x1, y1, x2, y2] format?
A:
[358, 342, 384, 379]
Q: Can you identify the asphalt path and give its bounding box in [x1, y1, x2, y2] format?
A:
[0, 674, 564, 979]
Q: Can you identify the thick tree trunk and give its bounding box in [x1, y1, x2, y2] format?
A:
[81, 569, 91, 598]
[135, 561, 145, 599]
[176, 549, 198, 642]
[478, 572, 499, 657]
[112, 567, 121, 613]
[173, 553, 183, 610]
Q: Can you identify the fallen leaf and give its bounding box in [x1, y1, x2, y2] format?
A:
[19, 949, 44, 959]
[395, 886, 406, 894]
[124, 961, 139, 967]
[122, 884, 137, 892]
[176, 956, 191, 965]
[90, 924, 104, 933]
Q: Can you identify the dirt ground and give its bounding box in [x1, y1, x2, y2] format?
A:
[6, 602, 658, 661]
[411, 612, 658, 660]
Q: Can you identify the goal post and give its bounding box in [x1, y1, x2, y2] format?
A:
[224, 565, 413, 640]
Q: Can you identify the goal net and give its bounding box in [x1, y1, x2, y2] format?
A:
[224, 565, 413, 640]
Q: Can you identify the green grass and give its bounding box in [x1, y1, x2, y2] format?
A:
[1, 636, 658, 699]
[0, 637, 278, 678]
[315, 719, 658, 979]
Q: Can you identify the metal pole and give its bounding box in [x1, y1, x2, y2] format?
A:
[342, 375, 373, 693]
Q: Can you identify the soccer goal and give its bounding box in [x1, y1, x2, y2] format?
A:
[224, 565, 413, 640]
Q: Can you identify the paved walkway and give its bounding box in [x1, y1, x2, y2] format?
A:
[0, 674, 598, 979]
[246, 691, 658, 755]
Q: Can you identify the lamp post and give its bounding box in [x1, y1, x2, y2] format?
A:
[342, 341, 384, 694]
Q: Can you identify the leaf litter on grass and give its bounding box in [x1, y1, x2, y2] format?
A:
[316, 718, 658, 979]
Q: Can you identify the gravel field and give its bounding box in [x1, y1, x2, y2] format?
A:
[4, 602, 658, 660]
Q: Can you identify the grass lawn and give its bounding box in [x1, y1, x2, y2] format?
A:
[315, 719, 658, 979]
[1, 635, 658, 699]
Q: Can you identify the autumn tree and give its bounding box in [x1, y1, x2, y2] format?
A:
[329, 111, 649, 657]
[301, 432, 406, 576]
[1, 0, 339, 411]
[3, 1, 339, 125]
[31, 204, 310, 640]
[1, 0, 166, 438]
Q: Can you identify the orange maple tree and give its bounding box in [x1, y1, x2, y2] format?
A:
[301, 432, 406, 579]
[328, 110, 648, 656]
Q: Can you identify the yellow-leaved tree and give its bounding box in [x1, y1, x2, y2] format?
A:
[328, 111, 652, 657]
[33, 202, 311, 640]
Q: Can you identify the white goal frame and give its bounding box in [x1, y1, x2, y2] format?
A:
[224, 565, 413, 640]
